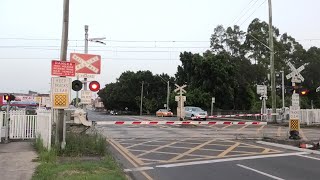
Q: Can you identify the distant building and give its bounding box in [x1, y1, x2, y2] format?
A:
[0, 91, 50, 107]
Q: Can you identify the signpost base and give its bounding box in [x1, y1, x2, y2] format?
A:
[289, 119, 301, 140]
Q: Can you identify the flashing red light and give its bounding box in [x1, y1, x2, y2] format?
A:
[89, 81, 100, 92]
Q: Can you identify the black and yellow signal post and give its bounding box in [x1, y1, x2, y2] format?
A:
[285, 60, 308, 139]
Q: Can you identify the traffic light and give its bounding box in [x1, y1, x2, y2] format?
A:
[72, 80, 83, 91]
[89, 81, 100, 92]
[3, 94, 15, 102]
[300, 89, 309, 96]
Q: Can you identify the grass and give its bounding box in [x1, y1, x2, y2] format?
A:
[32, 133, 126, 180]
[59, 133, 106, 157]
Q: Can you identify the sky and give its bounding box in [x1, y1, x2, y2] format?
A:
[0, 0, 319, 95]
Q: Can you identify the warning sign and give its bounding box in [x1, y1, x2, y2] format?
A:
[51, 60, 75, 77]
[289, 119, 300, 131]
[81, 90, 92, 104]
[53, 94, 69, 108]
[51, 77, 71, 109]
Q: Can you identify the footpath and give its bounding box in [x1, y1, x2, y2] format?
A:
[0, 142, 38, 180]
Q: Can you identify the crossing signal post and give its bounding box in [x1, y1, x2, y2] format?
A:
[285, 60, 308, 140]
[3, 93, 15, 143]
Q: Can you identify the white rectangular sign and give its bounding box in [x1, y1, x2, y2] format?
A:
[51, 77, 71, 109]
[290, 106, 300, 119]
[257, 85, 267, 95]
[212, 97, 215, 103]
[51, 77, 71, 94]
[175, 96, 186, 102]
[81, 90, 92, 104]
[76, 73, 95, 79]
[292, 93, 300, 107]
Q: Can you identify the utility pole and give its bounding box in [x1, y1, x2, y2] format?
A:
[56, 0, 69, 146]
[83, 25, 89, 111]
[5, 101, 10, 143]
[280, 70, 285, 109]
[166, 81, 170, 110]
[268, 0, 276, 123]
[140, 81, 144, 116]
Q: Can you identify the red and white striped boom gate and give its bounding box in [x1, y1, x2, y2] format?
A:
[94, 121, 267, 125]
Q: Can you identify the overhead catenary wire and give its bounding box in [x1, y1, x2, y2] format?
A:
[0, 57, 181, 61]
[230, 0, 261, 27]
[239, 0, 267, 27]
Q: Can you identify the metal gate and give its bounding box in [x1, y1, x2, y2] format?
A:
[0, 110, 52, 149]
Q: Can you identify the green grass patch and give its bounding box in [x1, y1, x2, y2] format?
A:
[32, 156, 126, 180]
[33, 133, 126, 180]
[59, 133, 107, 157]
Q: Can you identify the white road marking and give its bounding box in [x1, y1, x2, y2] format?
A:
[124, 166, 154, 172]
[156, 152, 308, 168]
[296, 154, 320, 161]
[256, 141, 320, 155]
[237, 164, 285, 180]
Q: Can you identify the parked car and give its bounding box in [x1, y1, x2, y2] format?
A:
[26, 106, 37, 115]
[156, 109, 173, 117]
[184, 106, 207, 120]
[110, 110, 118, 115]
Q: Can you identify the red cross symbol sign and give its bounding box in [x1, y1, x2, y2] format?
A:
[70, 53, 101, 74]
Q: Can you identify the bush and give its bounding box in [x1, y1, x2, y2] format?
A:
[59, 132, 107, 157]
[34, 137, 57, 163]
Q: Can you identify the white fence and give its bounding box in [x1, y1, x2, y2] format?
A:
[0, 110, 52, 149]
[300, 109, 320, 125]
[265, 108, 285, 122]
[265, 108, 320, 125]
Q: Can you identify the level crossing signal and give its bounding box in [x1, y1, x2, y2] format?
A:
[72, 80, 83, 91]
[89, 81, 100, 92]
[3, 94, 15, 102]
[71, 80, 100, 92]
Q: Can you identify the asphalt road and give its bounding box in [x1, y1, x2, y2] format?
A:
[88, 110, 320, 180]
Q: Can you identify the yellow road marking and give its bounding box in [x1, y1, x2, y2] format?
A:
[277, 127, 282, 137]
[262, 148, 270, 153]
[256, 125, 265, 134]
[137, 141, 179, 157]
[236, 124, 250, 131]
[221, 124, 233, 129]
[217, 142, 240, 157]
[108, 139, 153, 180]
[126, 140, 156, 149]
[300, 129, 308, 141]
[205, 143, 235, 147]
[168, 139, 216, 162]
[109, 139, 144, 165]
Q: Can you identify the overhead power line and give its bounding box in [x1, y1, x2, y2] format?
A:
[0, 57, 180, 61]
[0, 37, 210, 43]
[230, 0, 261, 27]
[0, 45, 210, 49]
[239, 0, 267, 27]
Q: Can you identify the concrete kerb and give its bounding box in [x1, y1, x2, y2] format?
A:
[256, 141, 320, 155]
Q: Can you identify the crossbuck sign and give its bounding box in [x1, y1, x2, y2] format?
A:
[70, 53, 101, 74]
[174, 84, 186, 95]
[285, 60, 308, 83]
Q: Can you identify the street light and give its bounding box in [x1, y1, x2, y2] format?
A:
[159, 76, 170, 111]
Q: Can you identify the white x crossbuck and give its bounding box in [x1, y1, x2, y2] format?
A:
[285, 61, 308, 83]
[72, 54, 100, 73]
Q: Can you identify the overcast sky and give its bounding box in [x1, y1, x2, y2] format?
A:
[0, 0, 319, 95]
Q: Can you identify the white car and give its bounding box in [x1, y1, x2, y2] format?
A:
[184, 106, 207, 120]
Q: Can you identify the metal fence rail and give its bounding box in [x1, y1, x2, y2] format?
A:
[10, 115, 37, 139]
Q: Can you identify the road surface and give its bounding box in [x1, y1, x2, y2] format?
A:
[88, 110, 320, 180]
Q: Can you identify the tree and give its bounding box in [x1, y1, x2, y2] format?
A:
[98, 71, 175, 113]
[71, 98, 81, 106]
